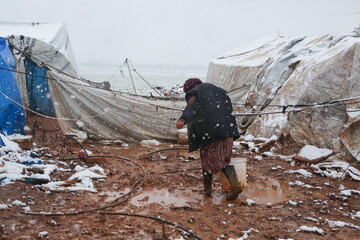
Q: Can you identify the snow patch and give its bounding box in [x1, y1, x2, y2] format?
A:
[304, 217, 319, 222]
[140, 139, 161, 147]
[76, 121, 84, 128]
[42, 165, 106, 193]
[12, 200, 26, 206]
[0, 134, 21, 152]
[298, 145, 332, 160]
[38, 231, 48, 238]
[286, 169, 312, 178]
[326, 219, 360, 230]
[229, 228, 259, 240]
[311, 161, 360, 181]
[0, 204, 9, 210]
[246, 199, 255, 206]
[296, 226, 324, 235]
[340, 189, 360, 197]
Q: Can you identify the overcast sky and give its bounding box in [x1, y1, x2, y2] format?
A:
[1, 0, 360, 66]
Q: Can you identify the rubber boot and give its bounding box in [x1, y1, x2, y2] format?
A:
[203, 171, 212, 197]
[221, 165, 243, 201]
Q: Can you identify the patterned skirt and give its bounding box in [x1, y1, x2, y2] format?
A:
[200, 137, 233, 174]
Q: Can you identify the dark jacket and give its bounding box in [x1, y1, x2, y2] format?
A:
[179, 83, 240, 152]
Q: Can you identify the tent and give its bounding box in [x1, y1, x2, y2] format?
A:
[207, 35, 360, 161]
[0, 22, 185, 144]
[0, 37, 26, 138]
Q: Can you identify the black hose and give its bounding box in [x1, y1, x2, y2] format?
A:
[157, 167, 202, 175]
[22, 155, 146, 216]
[65, 136, 88, 157]
[145, 147, 189, 156]
[21, 155, 203, 239]
[103, 212, 202, 240]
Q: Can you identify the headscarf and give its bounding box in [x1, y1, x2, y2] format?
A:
[183, 78, 203, 93]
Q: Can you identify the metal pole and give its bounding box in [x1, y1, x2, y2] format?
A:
[125, 58, 137, 95]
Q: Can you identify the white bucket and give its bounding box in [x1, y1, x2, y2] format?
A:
[177, 128, 189, 144]
[219, 157, 247, 190]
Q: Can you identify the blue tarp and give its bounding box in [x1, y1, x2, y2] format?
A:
[0, 132, 5, 146]
[0, 37, 26, 141]
[24, 59, 55, 117]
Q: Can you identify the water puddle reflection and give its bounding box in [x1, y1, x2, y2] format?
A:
[100, 172, 306, 207]
[240, 172, 298, 204]
[130, 188, 199, 207]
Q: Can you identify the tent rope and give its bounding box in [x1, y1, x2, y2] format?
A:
[2, 66, 360, 118]
[0, 88, 109, 121]
[133, 69, 162, 96]
[107, 60, 126, 82]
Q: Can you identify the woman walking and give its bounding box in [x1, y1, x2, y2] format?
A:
[176, 78, 242, 201]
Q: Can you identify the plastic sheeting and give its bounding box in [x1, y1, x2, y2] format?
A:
[207, 35, 360, 161]
[24, 59, 55, 116]
[0, 21, 78, 72]
[0, 37, 26, 136]
[1, 21, 187, 143]
[48, 71, 186, 142]
[9, 36, 80, 79]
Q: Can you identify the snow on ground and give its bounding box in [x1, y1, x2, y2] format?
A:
[296, 225, 324, 235]
[38, 231, 49, 238]
[228, 228, 259, 240]
[40, 165, 106, 193]
[0, 204, 9, 210]
[11, 200, 26, 206]
[0, 134, 106, 192]
[236, 134, 360, 183]
[246, 199, 255, 206]
[340, 189, 360, 197]
[271, 165, 283, 170]
[289, 181, 314, 189]
[262, 151, 294, 161]
[140, 139, 161, 147]
[311, 161, 360, 181]
[233, 141, 241, 149]
[285, 169, 313, 178]
[304, 217, 319, 222]
[326, 219, 360, 230]
[298, 145, 333, 160]
[0, 134, 21, 152]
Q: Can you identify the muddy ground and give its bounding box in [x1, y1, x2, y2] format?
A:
[0, 115, 359, 240]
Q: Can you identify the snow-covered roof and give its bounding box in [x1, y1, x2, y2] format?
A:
[0, 21, 78, 71]
[0, 21, 64, 43]
[207, 34, 360, 161]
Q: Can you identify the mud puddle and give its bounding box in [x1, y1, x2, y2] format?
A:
[100, 188, 131, 203]
[100, 171, 304, 208]
[239, 171, 301, 204]
[129, 188, 201, 207]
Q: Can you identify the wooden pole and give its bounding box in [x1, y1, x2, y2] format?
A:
[133, 69, 161, 96]
[125, 58, 137, 95]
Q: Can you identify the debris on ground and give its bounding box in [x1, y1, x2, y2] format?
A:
[0, 120, 359, 239]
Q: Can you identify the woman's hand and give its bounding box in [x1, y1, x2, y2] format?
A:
[176, 120, 184, 129]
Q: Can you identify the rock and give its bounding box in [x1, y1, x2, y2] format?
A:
[259, 140, 276, 153]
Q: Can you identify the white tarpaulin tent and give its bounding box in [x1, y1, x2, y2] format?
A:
[48, 71, 185, 142]
[0, 22, 185, 142]
[207, 35, 360, 161]
[0, 21, 78, 72]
